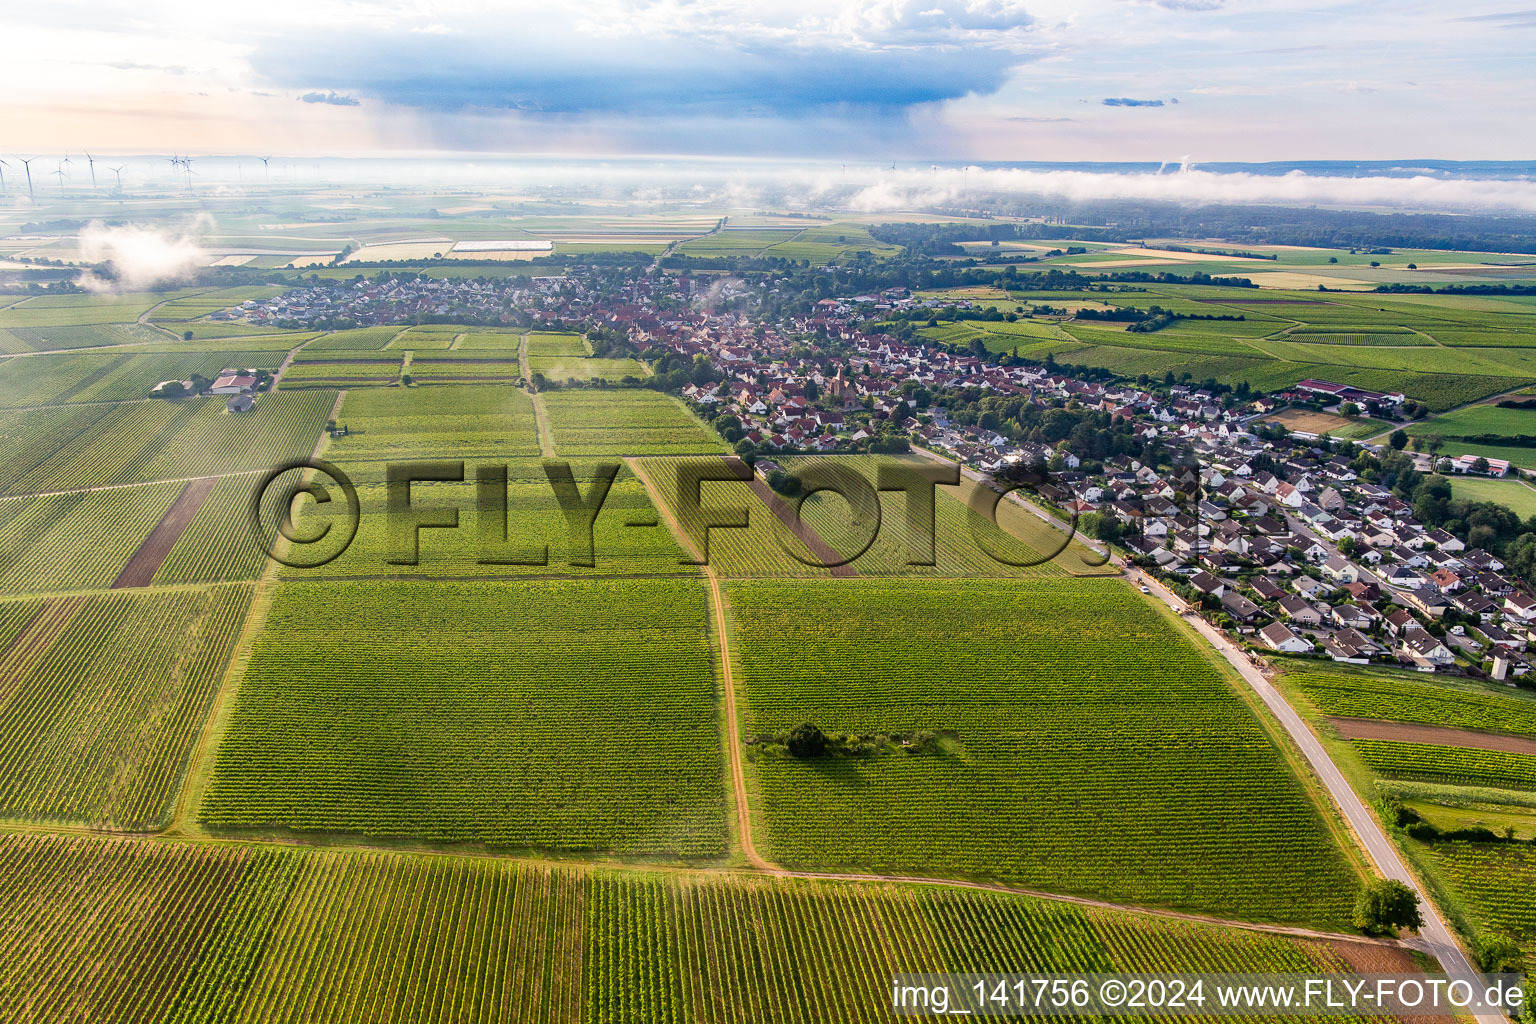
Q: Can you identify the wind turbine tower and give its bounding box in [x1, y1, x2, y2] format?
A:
[84, 152, 97, 189]
[110, 165, 125, 193]
[17, 157, 35, 196]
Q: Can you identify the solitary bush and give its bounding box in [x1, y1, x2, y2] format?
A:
[786, 722, 827, 759]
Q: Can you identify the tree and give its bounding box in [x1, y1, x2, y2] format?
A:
[1472, 456, 1490, 474]
[1340, 402, 1360, 419]
[1389, 429, 1408, 451]
[1475, 933, 1522, 973]
[1352, 879, 1423, 935]
[786, 722, 827, 758]
[401, 373, 413, 386]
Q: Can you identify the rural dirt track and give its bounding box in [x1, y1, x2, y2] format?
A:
[110, 476, 218, 588]
[1331, 716, 1536, 756]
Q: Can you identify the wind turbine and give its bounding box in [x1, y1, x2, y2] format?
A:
[0, 158, 7, 194]
[84, 151, 97, 189]
[110, 165, 125, 192]
[16, 157, 35, 196]
[260, 155, 271, 181]
[52, 162, 68, 192]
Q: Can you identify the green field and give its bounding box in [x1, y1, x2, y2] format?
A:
[324, 384, 539, 460]
[0, 483, 184, 593]
[0, 390, 334, 495]
[1450, 476, 1536, 517]
[728, 577, 1361, 927]
[1353, 739, 1536, 790]
[202, 579, 727, 855]
[0, 831, 1388, 1024]
[0, 349, 287, 407]
[1423, 842, 1536, 969]
[1286, 662, 1536, 739]
[0, 586, 249, 828]
[543, 390, 728, 455]
[529, 355, 647, 382]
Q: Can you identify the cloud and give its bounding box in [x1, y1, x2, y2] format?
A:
[76, 220, 208, 292]
[1103, 97, 1166, 107]
[298, 91, 361, 106]
[1452, 9, 1536, 26]
[840, 166, 1536, 214]
[248, 5, 1039, 119]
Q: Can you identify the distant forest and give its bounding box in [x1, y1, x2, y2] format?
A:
[885, 200, 1536, 255]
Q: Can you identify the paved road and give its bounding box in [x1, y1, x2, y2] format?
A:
[1129, 568, 1502, 1024]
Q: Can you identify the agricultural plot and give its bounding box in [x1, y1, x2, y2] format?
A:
[1, 390, 333, 495]
[0, 832, 1392, 1024]
[1407, 403, 1536, 469]
[148, 286, 285, 322]
[458, 329, 527, 350]
[1423, 842, 1536, 969]
[0, 586, 250, 829]
[325, 383, 539, 460]
[279, 459, 693, 579]
[727, 578, 1361, 927]
[300, 326, 404, 351]
[544, 390, 727, 455]
[152, 473, 274, 584]
[387, 326, 457, 349]
[1352, 739, 1536, 790]
[279, 357, 400, 388]
[784, 455, 1114, 578]
[525, 330, 588, 357]
[0, 322, 164, 353]
[0, 483, 182, 594]
[1288, 663, 1536, 739]
[201, 579, 727, 856]
[528, 355, 648, 381]
[0, 291, 171, 328]
[407, 357, 523, 382]
[0, 349, 285, 408]
[1264, 409, 1393, 440]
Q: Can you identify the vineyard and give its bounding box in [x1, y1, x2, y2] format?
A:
[0, 349, 287, 408]
[1352, 739, 1536, 790]
[324, 384, 541, 461]
[726, 577, 1361, 928]
[529, 356, 649, 382]
[1286, 663, 1536, 738]
[1424, 841, 1536, 969]
[0, 585, 250, 829]
[0, 831, 1399, 1024]
[201, 579, 728, 855]
[279, 458, 694, 578]
[0, 483, 182, 594]
[152, 473, 274, 584]
[0, 390, 334, 495]
[544, 391, 728, 455]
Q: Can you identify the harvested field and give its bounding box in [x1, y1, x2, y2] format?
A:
[1331, 717, 1536, 757]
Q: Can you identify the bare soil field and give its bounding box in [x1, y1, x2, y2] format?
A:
[1331, 717, 1536, 756]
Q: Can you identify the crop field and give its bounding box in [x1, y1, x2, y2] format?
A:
[0, 832, 1387, 1024]
[1423, 842, 1536, 969]
[458, 329, 527, 350]
[279, 458, 694, 578]
[0, 390, 333, 495]
[1352, 739, 1536, 789]
[915, 287, 1536, 408]
[0, 482, 182, 593]
[526, 331, 589, 357]
[0, 291, 172, 328]
[0, 586, 250, 829]
[301, 326, 404, 351]
[0, 349, 286, 408]
[544, 390, 727, 455]
[529, 356, 648, 381]
[152, 473, 274, 584]
[1287, 663, 1536, 739]
[148, 286, 286, 321]
[785, 455, 1114, 578]
[279, 357, 401, 387]
[727, 578, 1360, 927]
[202, 579, 727, 855]
[408, 357, 524, 381]
[0, 321, 165, 353]
[325, 383, 539, 460]
[1264, 408, 1392, 439]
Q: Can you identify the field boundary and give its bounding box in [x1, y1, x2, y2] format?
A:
[110, 476, 218, 588]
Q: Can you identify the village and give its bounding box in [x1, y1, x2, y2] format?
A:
[234, 267, 1536, 684]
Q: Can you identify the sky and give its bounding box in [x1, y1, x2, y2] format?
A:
[6, 0, 1536, 161]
